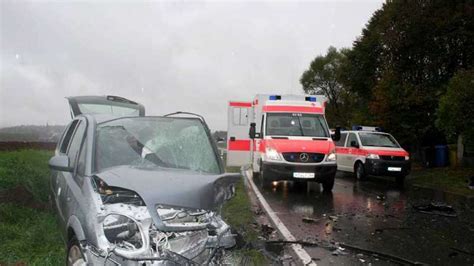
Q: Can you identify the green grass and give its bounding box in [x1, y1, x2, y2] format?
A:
[0, 204, 64, 264]
[0, 150, 54, 202]
[0, 150, 65, 265]
[409, 167, 474, 197]
[222, 167, 267, 264]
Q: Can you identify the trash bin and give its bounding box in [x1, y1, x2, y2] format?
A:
[434, 145, 448, 167]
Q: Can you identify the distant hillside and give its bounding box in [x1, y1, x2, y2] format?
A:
[0, 125, 65, 142]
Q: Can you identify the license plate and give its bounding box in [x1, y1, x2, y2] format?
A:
[293, 172, 315, 178]
[387, 167, 402, 172]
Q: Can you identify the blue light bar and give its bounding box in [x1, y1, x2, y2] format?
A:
[305, 96, 317, 102]
[269, 95, 281, 100]
[352, 125, 363, 130]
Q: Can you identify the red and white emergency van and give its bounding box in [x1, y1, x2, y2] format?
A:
[226, 94, 340, 191]
[335, 126, 411, 184]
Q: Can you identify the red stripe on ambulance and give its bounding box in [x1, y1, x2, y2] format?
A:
[229, 102, 252, 107]
[228, 139, 251, 151]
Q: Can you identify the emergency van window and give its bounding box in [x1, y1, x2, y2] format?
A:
[347, 133, 359, 147]
[335, 133, 347, 147]
[95, 117, 220, 174]
[232, 107, 248, 126]
[359, 133, 400, 148]
[265, 113, 329, 137]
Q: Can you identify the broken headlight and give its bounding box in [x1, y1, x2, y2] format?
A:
[102, 214, 145, 250]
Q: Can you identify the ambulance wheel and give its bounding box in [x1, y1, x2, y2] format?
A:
[322, 175, 335, 192]
[396, 175, 406, 186]
[259, 169, 272, 188]
[355, 162, 366, 180]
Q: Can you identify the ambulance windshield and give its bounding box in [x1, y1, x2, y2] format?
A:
[359, 132, 400, 148]
[265, 113, 329, 137]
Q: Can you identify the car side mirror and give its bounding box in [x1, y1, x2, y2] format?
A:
[331, 126, 341, 141]
[49, 155, 73, 172]
[215, 136, 225, 143]
[249, 122, 256, 139]
[350, 141, 359, 149]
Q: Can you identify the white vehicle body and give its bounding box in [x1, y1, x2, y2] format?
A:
[226, 94, 338, 190]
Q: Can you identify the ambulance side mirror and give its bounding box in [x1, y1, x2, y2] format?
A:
[249, 123, 257, 139]
[331, 126, 341, 141]
[350, 141, 360, 149]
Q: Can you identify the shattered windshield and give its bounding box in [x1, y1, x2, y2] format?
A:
[359, 133, 400, 148]
[265, 113, 329, 137]
[95, 117, 220, 174]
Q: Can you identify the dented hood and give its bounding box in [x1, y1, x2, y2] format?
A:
[96, 165, 240, 230]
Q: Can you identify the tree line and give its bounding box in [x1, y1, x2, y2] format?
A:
[301, 0, 473, 157]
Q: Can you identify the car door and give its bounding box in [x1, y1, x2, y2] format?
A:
[62, 119, 87, 222]
[335, 133, 348, 171]
[346, 133, 361, 172]
[67, 95, 145, 118]
[51, 119, 79, 227]
[226, 102, 253, 167]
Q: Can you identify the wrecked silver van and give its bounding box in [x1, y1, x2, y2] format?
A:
[49, 96, 239, 265]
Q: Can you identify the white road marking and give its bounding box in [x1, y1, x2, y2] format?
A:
[242, 167, 316, 266]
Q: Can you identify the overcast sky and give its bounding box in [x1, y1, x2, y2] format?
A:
[1, 0, 383, 131]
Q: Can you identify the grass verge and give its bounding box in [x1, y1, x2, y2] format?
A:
[0, 150, 65, 265]
[409, 167, 474, 197]
[222, 167, 267, 265]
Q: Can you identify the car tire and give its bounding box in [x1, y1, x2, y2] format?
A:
[396, 175, 406, 186]
[67, 236, 86, 266]
[322, 174, 335, 192]
[355, 162, 366, 180]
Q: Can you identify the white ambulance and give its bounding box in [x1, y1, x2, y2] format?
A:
[335, 126, 411, 184]
[226, 94, 340, 191]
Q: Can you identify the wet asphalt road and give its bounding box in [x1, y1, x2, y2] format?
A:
[253, 172, 474, 265]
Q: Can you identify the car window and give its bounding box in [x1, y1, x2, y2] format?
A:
[67, 121, 86, 168]
[59, 120, 79, 154]
[335, 133, 347, 147]
[346, 133, 359, 148]
[76, 139, 87, 177]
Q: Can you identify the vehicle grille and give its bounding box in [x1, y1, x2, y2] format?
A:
[282, 152, 325, 163]
[380, 155, 405, 161]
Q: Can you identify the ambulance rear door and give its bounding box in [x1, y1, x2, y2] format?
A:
[226, 101, 253, 167]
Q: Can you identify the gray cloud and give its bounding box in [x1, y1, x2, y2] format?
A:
[1, 0, 383, 130]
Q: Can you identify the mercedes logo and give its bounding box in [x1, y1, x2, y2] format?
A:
[299, 153, 309, 162]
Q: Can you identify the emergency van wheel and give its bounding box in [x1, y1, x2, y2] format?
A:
[396, 175, 406, 186]
[355, 162, 366, 180]
[259, 169, 272, 188]
[322, 175, 335, 191]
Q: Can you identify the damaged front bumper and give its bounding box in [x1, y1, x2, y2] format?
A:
[84, 203, 235, 265]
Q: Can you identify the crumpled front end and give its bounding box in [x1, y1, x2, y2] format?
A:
[82, 172, 239, 265]
[84, 204, 235, 265]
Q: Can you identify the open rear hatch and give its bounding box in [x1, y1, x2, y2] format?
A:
[67, 95, 145, 118]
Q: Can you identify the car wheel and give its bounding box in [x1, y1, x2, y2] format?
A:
[396, 175, 406, 186]
[67, 236, 86, 266]
[355, 162, 366, 180]
[322, 174, 335, 191]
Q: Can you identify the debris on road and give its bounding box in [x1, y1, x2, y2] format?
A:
[302, 216, 321, 223]
[331, 246, 348, 256]
[413, 203, 457, 217]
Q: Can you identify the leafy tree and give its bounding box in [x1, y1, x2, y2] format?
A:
[300, 47, 353, 127]
[342, 0, 473, 148]
[436, 69, 474, 143]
